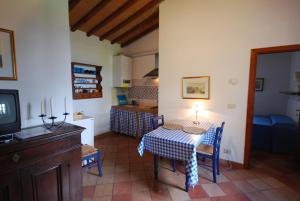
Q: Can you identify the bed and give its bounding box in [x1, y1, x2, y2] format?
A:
[252, 114, 298, 154]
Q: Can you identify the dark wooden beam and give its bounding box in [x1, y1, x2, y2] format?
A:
[71, 0, 111, 32]
[69, 0, 81, 11]
[121, 23, 159, 47]
[99, 0, 160, 40]
[111, 11, 159, 44]
[86, 0, 138, 37]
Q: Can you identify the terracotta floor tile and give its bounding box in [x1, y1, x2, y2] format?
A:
[189, 185, 208, 199]
[246, 178, 272, 191]
[113, 182, 132, 195]
[211, 194, 250, 201]
[201, 183, 226, 197]
[114, 172, 131, 183]
[218, 182, 242, 195]
[92, 195, 112, 201]
[261, 189, 289, 201]
[233, 181, 256, 193]
[132, 190, 152, 201]
[94, 184, 114, 197]
[112, 194, 132, 201]
[83, 185, 95, 199]
[97, 173, 114, 185]
[83, 173, 99, 186]
[130, 170, 146, 181]
[131, 180, 149, 192]
[261, 177, 286, 188]
[191, 198, 212, 201]
[277, 187, 300, 201]
[168, 185, 191, 201]
[245, 191, 271, 201]
[150, 188, 172, 201]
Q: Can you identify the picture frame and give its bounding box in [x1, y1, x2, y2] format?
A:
[256, 78, 264, 91]
[182, 76, 210, 99]
[0, 28, 17, 80]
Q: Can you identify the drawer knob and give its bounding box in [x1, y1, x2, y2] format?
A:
[12, 153, 21, 163]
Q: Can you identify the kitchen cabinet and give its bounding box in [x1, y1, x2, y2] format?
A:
[113, 55, 132, 87]
[0, 123, 84, 201]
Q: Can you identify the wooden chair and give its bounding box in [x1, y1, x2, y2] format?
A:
[151, 115, 164, 130]
[196, 122, 225, 183]
[81, 145, 102, 176]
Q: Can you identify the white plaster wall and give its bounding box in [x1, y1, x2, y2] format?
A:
[159, 0, 300, 163]
[286, 51, 300, 123]
[254, 53, 291, 115]
[122, 29, 158, 55]
[70, 31, 121, 135]
[0, 0, 73, 128]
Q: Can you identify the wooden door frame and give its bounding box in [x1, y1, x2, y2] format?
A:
[244, 44, 300, 169]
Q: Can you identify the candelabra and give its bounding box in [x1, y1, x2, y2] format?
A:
[39, 112, 69, 130]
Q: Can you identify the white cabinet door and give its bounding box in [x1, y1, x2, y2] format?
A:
[113, 55, 132, 87]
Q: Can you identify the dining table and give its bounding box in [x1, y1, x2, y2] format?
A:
[138, 120, 215, 192]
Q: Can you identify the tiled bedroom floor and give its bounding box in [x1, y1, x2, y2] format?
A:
[83, 133, 300, 201]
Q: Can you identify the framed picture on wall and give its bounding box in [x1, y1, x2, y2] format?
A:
[182, 76, 210, 99]
[0, 28, 17, 80]
[256, 78, 264, 91]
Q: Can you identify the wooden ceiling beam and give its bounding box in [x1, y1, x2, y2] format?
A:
[87, 0, 138, 37]
[121, 23, 159, 47]
[99, 0, 160, 41]
[111, 11, 158, 44]
[71, 0, 111, 32]
[69, 0, 81, 12]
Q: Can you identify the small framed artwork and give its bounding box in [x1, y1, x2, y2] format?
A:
[182, 76, 210, 99]
[256, 78, 264, 91]
[0, 28, 17, 80]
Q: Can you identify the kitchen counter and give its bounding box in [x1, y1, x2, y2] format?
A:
[112, 105, 158, 115]
[110, 105, 158, 138]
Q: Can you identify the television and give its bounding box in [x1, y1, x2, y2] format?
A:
[0, 89, 21, 136]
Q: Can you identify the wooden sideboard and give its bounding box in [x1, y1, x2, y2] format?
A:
[0, 123, 84, 201]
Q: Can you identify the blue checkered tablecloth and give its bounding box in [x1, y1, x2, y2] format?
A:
[138, 125, 215, 187]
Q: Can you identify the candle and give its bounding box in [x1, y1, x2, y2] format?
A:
[40, 100, 43, 115]
[64, 96, 67, 113]
[50, 98, 53, 117]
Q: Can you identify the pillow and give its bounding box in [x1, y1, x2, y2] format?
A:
[117, 95, 128, 105]
[270, 114, 296, 126]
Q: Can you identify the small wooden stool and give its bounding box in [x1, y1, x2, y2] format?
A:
[81, 145, 102, 176]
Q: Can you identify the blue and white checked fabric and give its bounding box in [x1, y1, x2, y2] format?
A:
[139, 112, 156, 137]
[138, 125, 214, 187]
[110, 108, 138, 136]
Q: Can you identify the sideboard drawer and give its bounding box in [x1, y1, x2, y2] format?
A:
[0, 133, 81, 174]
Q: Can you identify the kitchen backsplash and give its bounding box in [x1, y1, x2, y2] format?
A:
[128, 86, 158, 100]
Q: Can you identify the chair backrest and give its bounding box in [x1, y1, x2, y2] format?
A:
[151, 115, 164, 130]
[212, 122, 225, 158]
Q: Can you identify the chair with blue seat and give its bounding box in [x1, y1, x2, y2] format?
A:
[196, 122, 225, 183]
[81, 144, 103, 176]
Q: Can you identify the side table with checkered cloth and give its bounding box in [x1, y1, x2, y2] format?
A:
[138, 124, 215, 192]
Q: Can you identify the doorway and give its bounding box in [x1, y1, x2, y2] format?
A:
[244, 44, 300, 168]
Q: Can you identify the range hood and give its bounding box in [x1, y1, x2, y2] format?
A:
[143, 53, 159, 78]
[143, 68, 158, 78]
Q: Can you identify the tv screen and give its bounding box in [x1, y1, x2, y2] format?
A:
[0, 90, 21, 135]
